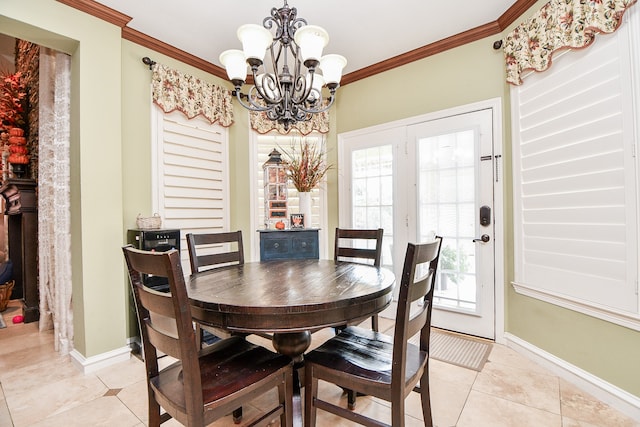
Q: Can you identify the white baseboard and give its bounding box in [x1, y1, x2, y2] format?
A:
[504, 333, 640, 421]
[70, 345, 131, 374]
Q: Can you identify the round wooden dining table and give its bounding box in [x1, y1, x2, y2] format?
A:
[188, 259, 396, 362]
[188, 259, 395, 426]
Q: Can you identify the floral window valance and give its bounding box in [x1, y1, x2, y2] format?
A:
[250, 110, 330, 136]
[503, 0, 637, 85]
[151, 64, 234, 127]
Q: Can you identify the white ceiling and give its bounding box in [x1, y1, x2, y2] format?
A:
[95, 0, 517, 75]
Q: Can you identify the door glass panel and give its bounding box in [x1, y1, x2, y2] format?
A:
[351, 145, 393, 267]
[418, 130, 478, 313]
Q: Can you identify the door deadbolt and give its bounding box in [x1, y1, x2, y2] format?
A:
[480, 205, 491, 226]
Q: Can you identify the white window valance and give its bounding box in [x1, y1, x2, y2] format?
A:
[503, 0, 637, 85]
[151, 64, 234, 127]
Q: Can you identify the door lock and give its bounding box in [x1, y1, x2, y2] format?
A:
[480, 205, 491, 226]
[473, 234, 490, 243]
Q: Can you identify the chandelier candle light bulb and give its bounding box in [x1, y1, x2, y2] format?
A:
[219, 49, 248, 84]
[237, 24, 273, 63]
[320, 54, 348, 87]
[294, 25, 329, 65]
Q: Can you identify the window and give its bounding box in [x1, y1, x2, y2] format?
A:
[510, 10, 640, 330]
[250, 132, 329, 260]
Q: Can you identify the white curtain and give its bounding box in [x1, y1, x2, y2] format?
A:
[38, 48, 72, 355]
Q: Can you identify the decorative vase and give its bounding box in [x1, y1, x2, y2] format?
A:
[298, 192, 312, 227]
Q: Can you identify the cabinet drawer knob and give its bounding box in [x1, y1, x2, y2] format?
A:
[273, 242, 280, 249]
[301, 242, 307, 248]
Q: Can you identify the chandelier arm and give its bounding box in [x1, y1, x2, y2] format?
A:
[297, 93, 335, 114]
[233, 88, 273, 112]
[289, 41, 311, 104]
[268, 44, 285, 102]
[290, 74, 311, 105]
[250, 66, 284, 104]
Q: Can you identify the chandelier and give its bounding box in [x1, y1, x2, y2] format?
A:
[219, 1, 347, 130]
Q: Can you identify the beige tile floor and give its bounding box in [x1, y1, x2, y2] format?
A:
[1, 300, 638, 427]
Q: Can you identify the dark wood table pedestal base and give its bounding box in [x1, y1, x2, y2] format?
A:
[272, 332, 311, 427]
[272, 331, 311, 363]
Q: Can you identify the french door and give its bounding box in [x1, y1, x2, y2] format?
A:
[407, 109, 495, 338]
[339, 102, 501, 339]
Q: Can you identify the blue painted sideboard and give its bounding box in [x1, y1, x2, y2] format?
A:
[258, 229, 319, 261]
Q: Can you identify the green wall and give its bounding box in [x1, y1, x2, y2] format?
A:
[510, 293, 640, 394]
[1, 0, 638, 401]
[0, 0, 126, 358]
[331, 4, 640, 398]
[335, 39, 506, 133]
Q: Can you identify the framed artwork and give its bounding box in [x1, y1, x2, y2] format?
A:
[290, 213, 305, 229]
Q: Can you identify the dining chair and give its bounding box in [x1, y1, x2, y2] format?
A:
[334, 227, 384, 331]
[122, 245, 294, 427]
[186, 230, 246, 344]
[304, 237, 443, 426]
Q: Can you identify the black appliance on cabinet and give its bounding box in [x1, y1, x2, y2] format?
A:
[127, 229, 180, 292]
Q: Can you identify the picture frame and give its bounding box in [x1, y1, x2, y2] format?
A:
[290, 213, 305, 229]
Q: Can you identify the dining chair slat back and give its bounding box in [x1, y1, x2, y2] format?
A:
[186, 230, 244, 274]
[122, 245, 294, 427]
[334, 228, 384, 332]
[304, 236, 443, 427]
[186, 231, 246, 344]
[334, 228, 383, 266]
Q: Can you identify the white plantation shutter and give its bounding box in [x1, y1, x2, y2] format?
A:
[153, 107, 229, 273]
[511, 14, 640, 327]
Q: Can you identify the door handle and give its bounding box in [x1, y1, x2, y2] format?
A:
[473, 234, 490, 243]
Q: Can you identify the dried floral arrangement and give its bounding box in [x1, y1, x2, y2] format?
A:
[0, 71, 26, 133]
[280, 138, 332, 192]
[0, 71, 29, 174]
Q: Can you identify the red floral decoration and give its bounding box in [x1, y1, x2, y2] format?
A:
[0, 71, 27, 133]
[0, 71, 29, 166]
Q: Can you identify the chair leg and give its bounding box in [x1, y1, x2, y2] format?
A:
[304, 367, 319, 427]
[347, 389, 357, 410]
[280, 368, 294, 427]
[147, 391, 162, 427]
[391, 398, 406, 427]
[420, 371, 433, 427]
[232, 407, 243, 424]
[194, 322, 203, 349]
